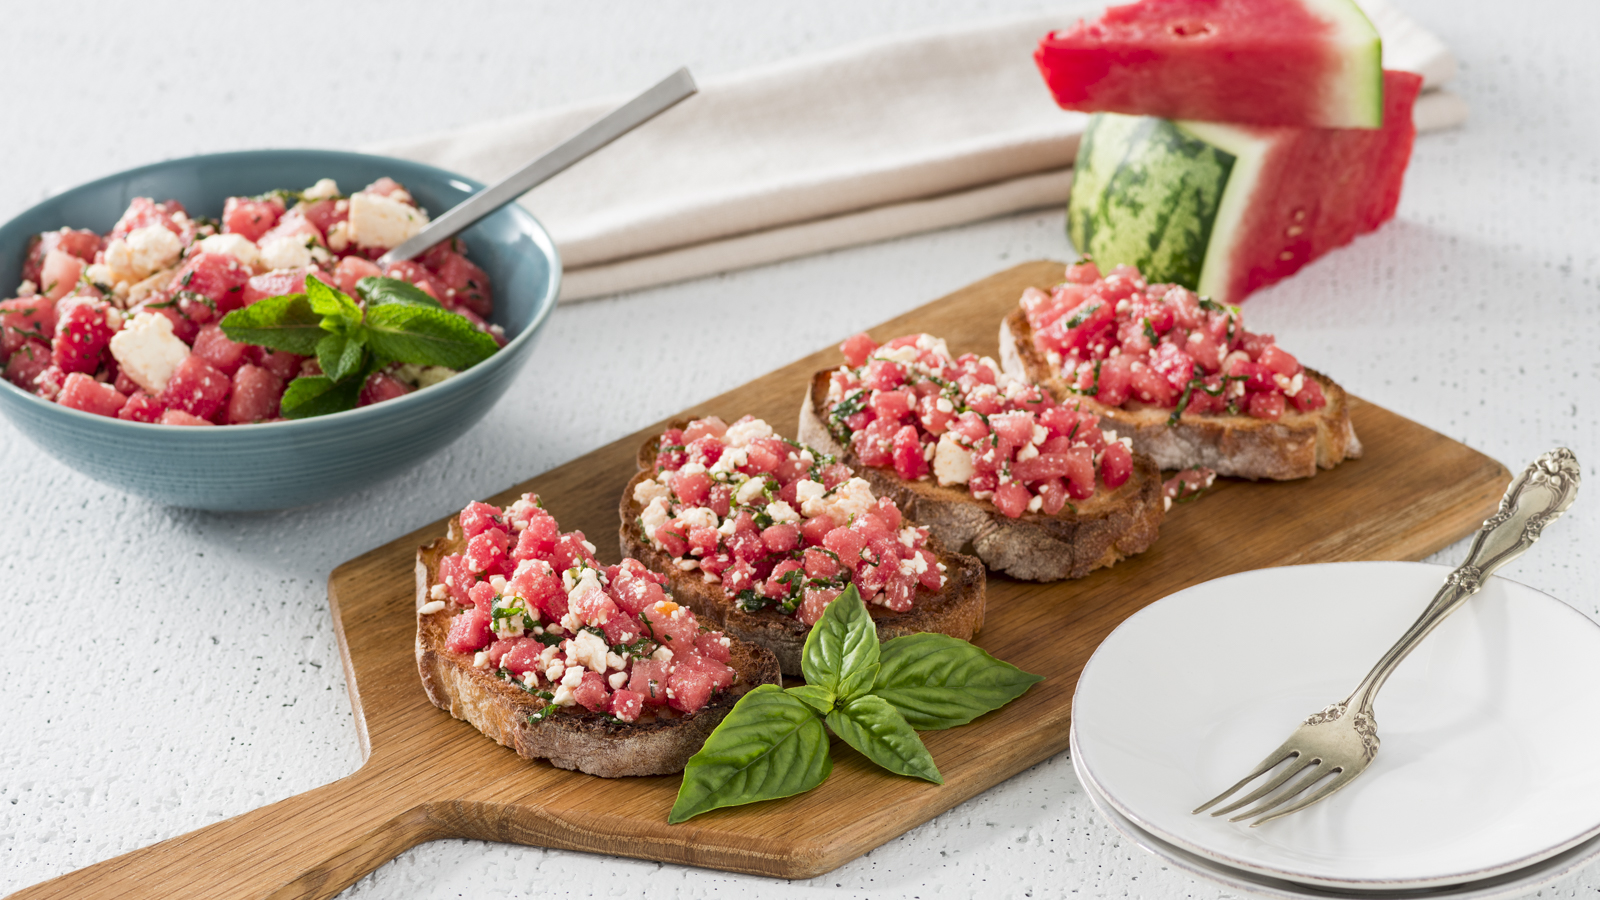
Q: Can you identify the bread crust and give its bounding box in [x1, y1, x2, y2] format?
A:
[798, 372, 1164, 583]
[415, 521, 781, 778]
[999, 308, 1362, 481]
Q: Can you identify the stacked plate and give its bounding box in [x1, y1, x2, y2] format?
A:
[1070, 562, 1600, 899]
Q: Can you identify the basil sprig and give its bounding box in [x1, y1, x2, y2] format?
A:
[218, 275, 498, 419]
[668, 585, 1043, 823]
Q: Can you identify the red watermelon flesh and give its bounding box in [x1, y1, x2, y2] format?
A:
[1203, 69, 1421, 301]
[1036, 0, 1384, 129]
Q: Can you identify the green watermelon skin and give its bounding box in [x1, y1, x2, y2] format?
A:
[1067, 69, 1422, 304]
[1037, 0, 1384, 129]
[1069, 115, 1235, 291]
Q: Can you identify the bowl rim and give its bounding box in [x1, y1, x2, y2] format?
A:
[0, 147, 562, 435]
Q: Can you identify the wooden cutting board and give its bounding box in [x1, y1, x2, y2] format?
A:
[14, 261, 1511, 900]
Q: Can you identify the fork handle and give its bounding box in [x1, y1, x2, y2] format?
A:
[1347, 448, 1581, 714]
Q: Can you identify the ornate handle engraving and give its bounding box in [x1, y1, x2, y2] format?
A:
[1347, 448, 1580, 716]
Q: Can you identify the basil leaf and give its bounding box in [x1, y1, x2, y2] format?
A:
[872, 633, 1044, 731]
[364, 304, 498, 370]
[305, 274, 362, 328]
[356, 276, 444, 309]
[278, 374, 363, 420]
[218, 294, 322, 355]
[316, 331, 367, 384]
[800, 583, 879, 703]
[786, 684, 835, 716]
[669, 685, 831, 824]
[825, 694, 941, 784]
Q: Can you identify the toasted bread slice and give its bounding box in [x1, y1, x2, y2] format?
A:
[799, 371, 1163, 582]
[416, 519, 780, 778]
[999, 308, 1361, 481]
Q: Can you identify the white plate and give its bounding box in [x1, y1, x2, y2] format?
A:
[1070, 724, 1600, 900]
[1072, 561, 1600, 891]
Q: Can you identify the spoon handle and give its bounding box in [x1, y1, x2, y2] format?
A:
[378, 67, 698, 266]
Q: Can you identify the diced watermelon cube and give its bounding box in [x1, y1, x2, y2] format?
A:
[222, 195, 285, 242]
[57, 372, 127, 417]
[333, 256, 384, 297]
[159, 354, 231, 420]
[3, 340, 50, 389]
[225, 363, 283, 424]
[52, 298, 115, 375]
[192, 324, 249, 375]
[628, 660, 671, 706]
[118, 391, 166, 423]
[608, 689, 643, 723]
[444, 607, 493, 653]
[240, 268, 309, 306]
[500, 638, 545, 675]
[573, 671, 610, 712]
[358, 371, 410, 407]
[174, 253, 252, 313]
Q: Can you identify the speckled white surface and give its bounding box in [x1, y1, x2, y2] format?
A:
[3, 1, 1598, 898]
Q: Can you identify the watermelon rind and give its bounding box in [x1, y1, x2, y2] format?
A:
[1067, 115, 1236, 292]
[1306, 0, 1385, 130]
[1173, 120, 1274, 301]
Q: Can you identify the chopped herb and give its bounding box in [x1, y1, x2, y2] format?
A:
[1064, 303, 1102, 329]
[1142, 317, 1158, 343]
[828, 388, 869, 437]
[736, 589, 770, 613]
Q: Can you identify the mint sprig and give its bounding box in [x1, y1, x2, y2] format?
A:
[668, 586, 1043, 823]
[219, 275, 499, 420]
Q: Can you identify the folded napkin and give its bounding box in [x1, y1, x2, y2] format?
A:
[369, 0, 1464, 302]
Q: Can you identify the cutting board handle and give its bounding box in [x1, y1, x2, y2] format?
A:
[8, 764, 440, 900]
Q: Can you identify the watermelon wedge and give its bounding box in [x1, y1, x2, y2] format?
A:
[1067, 69, 1422, 304]
[1036, 0, 1384, 129]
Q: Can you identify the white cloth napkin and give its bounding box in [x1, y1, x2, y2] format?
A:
[368, 0, 1463, 302]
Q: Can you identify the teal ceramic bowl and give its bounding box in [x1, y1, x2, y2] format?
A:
[0, 150, 560, 511]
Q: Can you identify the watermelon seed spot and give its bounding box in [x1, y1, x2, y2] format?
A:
[1278, 251, 1295, 261]
[1287, 225, 1304, 237]
[1169, 20, 1213, 37]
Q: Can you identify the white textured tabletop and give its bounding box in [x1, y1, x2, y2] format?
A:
[3, 1, 1597, 898]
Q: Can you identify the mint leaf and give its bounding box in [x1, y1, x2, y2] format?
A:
[800, 584, 879, 703]
[356, 276, 444, 309]
[218, 294, 322, 355]
[305, 275, 362, 329]
[873, 633, 1044, 731]
[826, 694, 941, 784]
[364, 304, 498, 370]
[279, 374, 363, 420]
[669, 685, 831, 824]
[785, 684, 835, 716]
[316, 331, 366, 384]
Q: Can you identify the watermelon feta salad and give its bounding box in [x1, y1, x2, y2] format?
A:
[426, 494, 740, 721]
[636, 415, 947, 625]
[1021, 260, 1326, 422]
[822, 333, 1134, 520]
[2, 177, 498, 425]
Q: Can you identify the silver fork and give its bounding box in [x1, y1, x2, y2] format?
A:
[1194, 448, 1582, 827]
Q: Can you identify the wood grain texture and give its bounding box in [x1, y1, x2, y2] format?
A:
[10, 261, 1511, 899]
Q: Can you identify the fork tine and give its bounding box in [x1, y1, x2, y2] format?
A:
[1247, 766, 1359, 827]
[1191, 746, 1299, 815]
[1208, 754, 1318, 817]
[1226, 760, 1331, 822]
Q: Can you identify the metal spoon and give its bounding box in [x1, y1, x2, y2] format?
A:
[376, 67, 698, 267]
